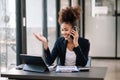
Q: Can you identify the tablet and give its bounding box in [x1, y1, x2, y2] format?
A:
[20, 54, 49, 73]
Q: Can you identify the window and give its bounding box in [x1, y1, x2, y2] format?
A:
[47, 0, 56, 51]
[26, 0, 43, 56]
[0, 0, 16, 72]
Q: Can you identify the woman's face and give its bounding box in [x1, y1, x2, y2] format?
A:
[61, 23, 72, 40]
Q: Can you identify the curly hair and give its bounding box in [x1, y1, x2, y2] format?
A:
[58, 5, 82, 26]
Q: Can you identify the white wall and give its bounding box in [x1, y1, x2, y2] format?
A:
[85, 0, 116, 57]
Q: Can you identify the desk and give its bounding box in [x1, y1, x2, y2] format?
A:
[1, 66, 107, 80]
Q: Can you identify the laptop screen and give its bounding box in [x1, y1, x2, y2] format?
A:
[20, 54, 46, 66]
[20, 54, 49, 72]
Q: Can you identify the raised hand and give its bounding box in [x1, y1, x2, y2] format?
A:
[33, 33, 47, 43]
[33, 33, 48, 49]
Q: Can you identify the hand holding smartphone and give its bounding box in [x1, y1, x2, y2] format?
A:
[70, 26, 77, 40]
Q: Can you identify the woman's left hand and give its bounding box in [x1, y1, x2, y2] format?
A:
[71, 28, 79, 47]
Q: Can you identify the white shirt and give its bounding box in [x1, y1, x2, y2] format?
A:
[65, 48, 76, 66]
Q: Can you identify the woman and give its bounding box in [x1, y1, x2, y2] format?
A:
[34, 6, 90, 67]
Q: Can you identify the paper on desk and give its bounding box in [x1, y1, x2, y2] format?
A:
[56, 66, 79, 72]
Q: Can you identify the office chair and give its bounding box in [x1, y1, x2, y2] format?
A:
[85, 56, 91, 67]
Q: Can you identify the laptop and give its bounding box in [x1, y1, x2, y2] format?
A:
[20, 54, 49, 73]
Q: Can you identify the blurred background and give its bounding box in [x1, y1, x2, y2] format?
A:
[0, 0, 120, 80]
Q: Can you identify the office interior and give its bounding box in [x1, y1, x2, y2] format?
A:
[0, 0, 120, 80]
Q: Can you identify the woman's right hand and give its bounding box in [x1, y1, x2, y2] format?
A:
[33, 33, 47, 43]
[33, 33, 48, 50]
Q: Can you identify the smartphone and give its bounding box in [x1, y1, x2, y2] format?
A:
[70, 26, 76, 40]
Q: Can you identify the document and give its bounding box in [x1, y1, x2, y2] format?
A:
[56, 66, 79, 72]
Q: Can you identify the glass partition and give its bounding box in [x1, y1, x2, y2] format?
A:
[26, 0, 43, 56]
[47, 0, 56, 51]
[117, 17, 120, 57]
[117, 0, 120, 13]
[0, 0, 16, 73]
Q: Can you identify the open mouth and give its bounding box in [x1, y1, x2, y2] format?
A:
[63, 35, 70, 39]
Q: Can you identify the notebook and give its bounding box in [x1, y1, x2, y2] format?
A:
[55, 66, 90, 72]
[56, 66, 79, 72]
[20, 54, 49, 73]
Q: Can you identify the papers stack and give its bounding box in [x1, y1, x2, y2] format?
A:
[56, 66, 79, 72]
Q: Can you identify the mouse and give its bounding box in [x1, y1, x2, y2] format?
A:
[16, 65, 24, 70]
[16, 66, 23, 70]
